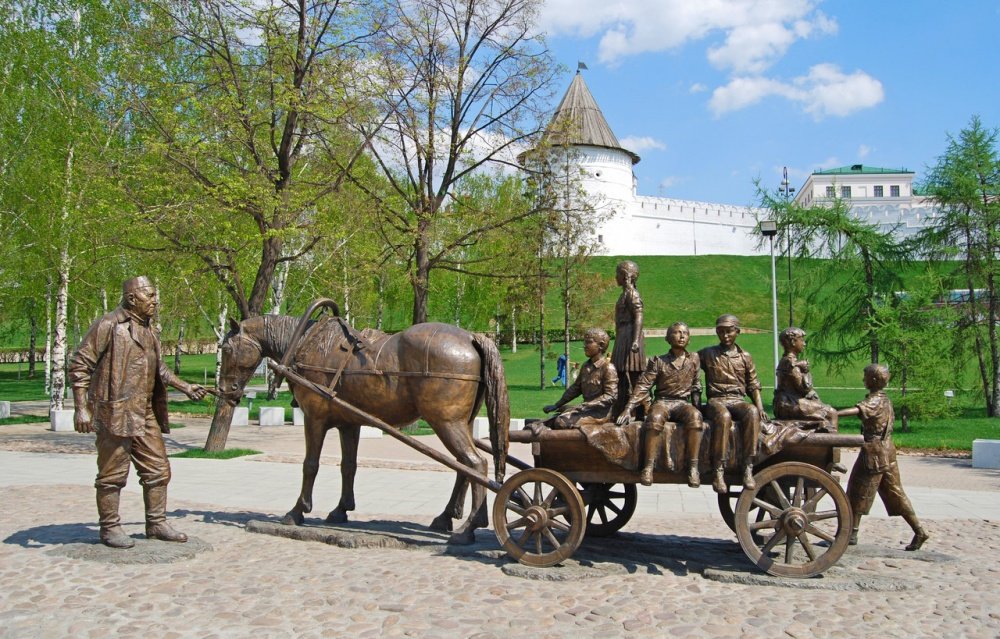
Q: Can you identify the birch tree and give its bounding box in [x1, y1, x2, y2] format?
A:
[355, 0, 558, 324]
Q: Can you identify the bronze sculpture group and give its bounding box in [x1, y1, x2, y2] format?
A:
[542, 260, 928, 552]
[69, 269, 926, 558]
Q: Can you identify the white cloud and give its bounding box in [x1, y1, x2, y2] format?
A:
[539, 0, 835, 72]
[659, 176, 684, 190]
[709, 64, 884, 119]
[540, 1, 881, 119]
[857, 144, 872, 159]
[620, 135, 666, 153]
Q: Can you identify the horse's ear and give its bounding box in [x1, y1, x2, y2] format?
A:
[228, 318, 241, 334]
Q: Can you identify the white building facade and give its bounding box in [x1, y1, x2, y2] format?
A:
[547, 73, 935, 257]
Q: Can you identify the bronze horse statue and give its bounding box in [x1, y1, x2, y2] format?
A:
[214, 307, 510, 544]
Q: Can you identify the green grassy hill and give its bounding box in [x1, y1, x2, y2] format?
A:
[581, 255, 776, 330]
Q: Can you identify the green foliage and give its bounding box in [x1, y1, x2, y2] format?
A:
[0, 415, 50, 426]
[870, 270, 963, 423]
[919, 115, 1000, 417]
[170, 447, 262, 459]
[756, 181, 911, 366]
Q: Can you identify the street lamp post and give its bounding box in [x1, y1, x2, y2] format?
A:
[760, 219, 780, 390]
[778, 167, 796, 326]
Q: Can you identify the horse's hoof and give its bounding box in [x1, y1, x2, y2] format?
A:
[281, 511, 304, 526]
[325, 509, 348, 524]
[429, 515, 454, 532]
[447, 530, 476, 545]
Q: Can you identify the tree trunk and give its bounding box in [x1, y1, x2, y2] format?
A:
[245, 235, 283, 318]
[511, 305, 517, 354]
[27, 313, 37, 378]
[862, 247, 878, 363]
[376, 273, 384, 330]
[988, 271, 999, 417]
[44, 277, 53, 395]
[205, 400, 235, 453]
[174, 320, 185, 375]
[538, 255, 546, 390]
[412, 228, 431, 325]
[50, 254, 70, 411]
[204, 302, 231, 452]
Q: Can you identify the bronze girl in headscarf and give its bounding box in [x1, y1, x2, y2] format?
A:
[611, 260, 646, 420]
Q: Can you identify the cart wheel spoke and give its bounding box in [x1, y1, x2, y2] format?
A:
[517, 526, 532, 546]
[549, 506, 572, 519]
[792, 477, 805, 508]
[749, 519, 779, 532]
[543, 528, 562, 549]
[542, 486, 558, 508]
[505, 516, 528, 531]
[803, 487, 829, 511]
[769, 480, 791, 509]
[549, 518, 571, 533]
[751, 497, 783, 518]
[804, 523, 836, 544]
[761, 529, 787, 555]
[809, 509, 839, 522]
[797, 533, 818, 561]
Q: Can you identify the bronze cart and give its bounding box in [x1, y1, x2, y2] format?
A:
[487, 426, 864, 578]
[270, 359, 860, 578]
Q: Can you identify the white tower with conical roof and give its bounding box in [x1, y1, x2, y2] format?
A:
[543, 71, 640, 251]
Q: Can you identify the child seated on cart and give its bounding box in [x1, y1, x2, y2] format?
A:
[617, 322, 705, 488]
[774, 327, 838, 430]
[539, 328, 618, 431]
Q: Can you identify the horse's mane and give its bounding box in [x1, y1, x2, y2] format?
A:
[252, 314, 301, 360]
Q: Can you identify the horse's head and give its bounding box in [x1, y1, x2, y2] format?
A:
[217, 318, 263, 406]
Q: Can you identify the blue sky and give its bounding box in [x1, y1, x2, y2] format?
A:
[536, 0, 1000, 206]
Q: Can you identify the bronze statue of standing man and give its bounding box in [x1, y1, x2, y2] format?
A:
[69, 276, 207, 548]
[611, 260, 646, 421]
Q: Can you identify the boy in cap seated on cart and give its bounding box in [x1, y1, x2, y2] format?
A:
[617, 322, 705, 488]
[699, 313, 767, 494]
[540, 328, 618, 431]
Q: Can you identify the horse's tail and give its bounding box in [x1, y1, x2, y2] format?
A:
[472, 333, 509, 482]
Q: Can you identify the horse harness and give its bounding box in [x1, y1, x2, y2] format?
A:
[283, 313, 481, 401]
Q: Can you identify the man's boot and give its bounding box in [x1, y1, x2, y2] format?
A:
[742, 462, 756, 490]
[685, 427, 703, 488]
[687, 460, 700, 488]
[97, 487, 134, 549]
[144, 485, 187, 542]
[712, 466, 727, 494]
[640, 430, 662, 486]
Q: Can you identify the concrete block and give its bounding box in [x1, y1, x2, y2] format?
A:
[360, 426, 383, 439]
[972, 439, 1000, 469]
[259, 406, 285, 426]
[473, 416, 526, 438]
[472, 416, 490, 439]
[232, 407, 249, 426]
[293, 407, 305, 426]
[50, 409, 75, 432]
[0, 401, 9, 419]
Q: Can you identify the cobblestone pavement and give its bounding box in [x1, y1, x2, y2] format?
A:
[2, 414, 1000, 638]
[2, 483, 998, 639]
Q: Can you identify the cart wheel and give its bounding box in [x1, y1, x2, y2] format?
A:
[721, 481, 816, 541]
[493, 468, 585, 567]
[718, 485, 740, 533]
[579, 483, 637, 537]
[734, 462, 851, 578]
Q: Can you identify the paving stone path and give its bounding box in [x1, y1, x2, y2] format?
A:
[2, 413, 999, 637]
